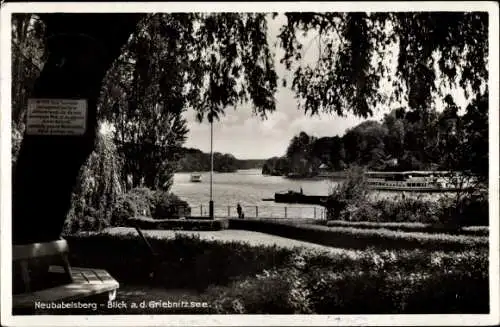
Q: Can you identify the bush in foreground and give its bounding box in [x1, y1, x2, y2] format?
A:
[229, 219, 488, 251]
[325, 166, 369, 220]
[152, 192, 191, 219]
[325, 220, 489, 236]
[65, 233, 488, 314]
[110, 188, 155, 226]
[325, 169, 488, 227]
[127, 216, 229, 231]
[65, 233, 293, 291]
[204, 248, 488, 314]
[109, 188, 191, 226]
[437, 191, 489, 226]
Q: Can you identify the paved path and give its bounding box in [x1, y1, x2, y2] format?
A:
[102, 227, 360, 257]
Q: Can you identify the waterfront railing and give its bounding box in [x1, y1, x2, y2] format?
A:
[190, 204, 327, 220]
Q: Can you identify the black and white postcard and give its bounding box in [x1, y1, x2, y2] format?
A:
[1, 1, 499, 326]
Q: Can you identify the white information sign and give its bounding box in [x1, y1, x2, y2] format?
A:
[26, 99, 87, 136]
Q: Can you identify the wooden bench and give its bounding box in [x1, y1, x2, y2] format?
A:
[12, 239, 119, 313]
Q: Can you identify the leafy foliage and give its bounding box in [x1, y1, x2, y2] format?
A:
[278, 12, 488, 116]
[11, 14, 46, 166]
[434, 92, 489, 182]
[176, 147, 265, 172]
[343, 121, 388, 167]
[325, 166, 370, 219]
[208, 266, 312, 314]
[12, 13, 489, 239]
[110, 187, 156, 226]
[229, 218, 487, 251]
[261, 156, 290, 176]
[128, 217, 227, 231]
[347, 198, 440, 224]
[437, 190, 489, 226]
[11, 14, 46, 127]
[108, 187, 192, 226]
[65, 232, 293, 291]
[177, 148, 234, 173]
[65, 233, 488, 314]
[325, 220, 488, 236]
[64, 131, 123, 233]
[285, 131, 318, 176]
[98, 13, 278, 190]
[322, 168, 488, 227]
[152, 192, 191, 219]
[11, 123, 24, 166]
[100, 15, 189, 191]
[267, 93, 488, 181]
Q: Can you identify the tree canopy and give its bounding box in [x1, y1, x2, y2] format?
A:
[278, 12, 488, 117]
[264, 92, 488, 182]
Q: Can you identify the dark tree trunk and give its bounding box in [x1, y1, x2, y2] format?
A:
[12, 14, 142, 244]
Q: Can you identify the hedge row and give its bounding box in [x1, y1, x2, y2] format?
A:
[128, 216, 229, 231]
[325, 220, 489, 236]
[63, 233, 489, 314]
[204, 263, 488, 314]
[228, 219, 488, 251]
[65, 233, 292, 291]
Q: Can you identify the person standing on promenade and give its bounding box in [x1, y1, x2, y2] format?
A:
[237, 203, 244, 219]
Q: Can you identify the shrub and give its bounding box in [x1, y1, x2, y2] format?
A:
[325, 166, 369, 220]
[127, 217, 228, 231]
[152, 192, 191, 219]
[109, 188, 192, 226]
[110, 198, 136, 226]
[323, 165, 488, 228]
[371, 198, 440, 224]
[228, 219, 488, 251]
[65, 233, 294, 291]
[339, 201, 380, 222]
[437, 191, 489, 226]
[325, 220, 489, 236]
[64, 233, 488, 314]
[65, 207, 110, 234]
[205, 247, 488, 314]
[110, 187, 155, 226]
[305, 265, 487, 314]
[206, 266, 312, 314]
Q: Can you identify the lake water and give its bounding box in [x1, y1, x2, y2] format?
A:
[171, 169, 450, 219]
[171, 169, 333, 219]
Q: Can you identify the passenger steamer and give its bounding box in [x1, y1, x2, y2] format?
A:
[365, 171, 465, 192]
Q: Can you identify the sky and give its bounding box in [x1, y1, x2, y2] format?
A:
[182, 14, 384, 159]
[182, 14, 470, 160]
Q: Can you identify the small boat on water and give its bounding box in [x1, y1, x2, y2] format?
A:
[274, 190, 327, 205]
[365, 171, 471, 192]
[190, 174, 202, 183]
